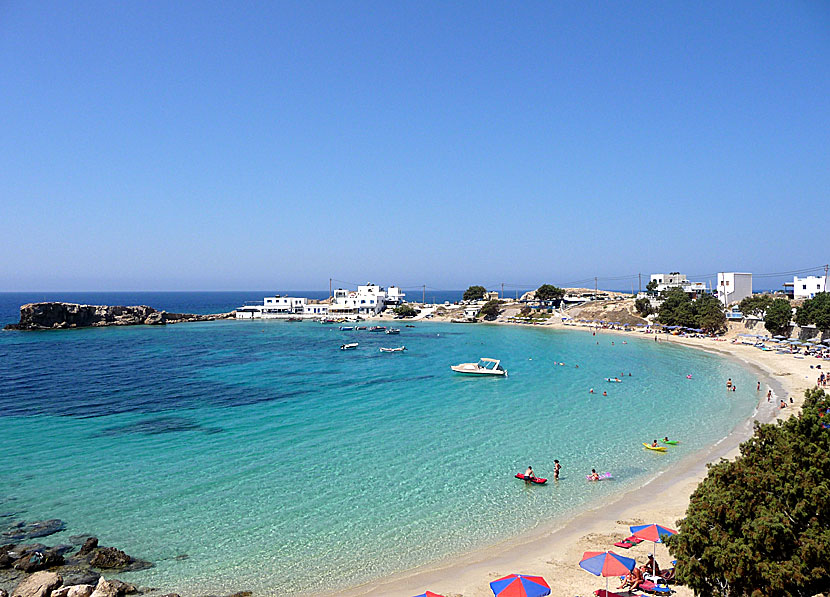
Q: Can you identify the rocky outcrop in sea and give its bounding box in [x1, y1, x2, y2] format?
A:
[4, 303, 234, 331]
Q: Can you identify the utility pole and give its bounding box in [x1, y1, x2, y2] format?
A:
[638, 273, 641, 294]
[825, 264, 829, 293]
[422, 285, 426, 306]
[501, 282, 504, 300]
[329, 278, 332, 302]
[594, 277, 598, 298]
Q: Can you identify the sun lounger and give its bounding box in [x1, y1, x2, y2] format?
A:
[613, 535, 644, 548]
[594, 591, 643, 597]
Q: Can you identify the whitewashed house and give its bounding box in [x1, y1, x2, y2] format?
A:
[717, 273, 753, 306]
[649, 273, 707, 295]
[793, 275, 827, 299]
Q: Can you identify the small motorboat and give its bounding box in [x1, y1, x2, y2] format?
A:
[340, 343, 359, 350]
[379, 347, 406, 353]
[368, 326, 386, 332]
[339, 326, 354, 331]
[385, 328, 400, 335]
[355, 326, 367, 330]
[405, 324, 415, 328]
[451, 358, 507, 377]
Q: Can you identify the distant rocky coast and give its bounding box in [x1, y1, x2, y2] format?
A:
[4, 303, 234, 331]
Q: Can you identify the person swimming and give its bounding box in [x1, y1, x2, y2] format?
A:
[590, 469, 600, 481]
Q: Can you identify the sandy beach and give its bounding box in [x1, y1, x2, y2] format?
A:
[332, 320, 822, 597]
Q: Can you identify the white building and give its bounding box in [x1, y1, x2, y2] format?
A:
[649, 273, 707, 295]
[717, 272, 753, 306]
[329, 283, 405, 318]
[236, 295, 316, 319]
[793, 275, 827, 299]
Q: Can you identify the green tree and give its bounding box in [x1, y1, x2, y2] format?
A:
[657, 288, 696, 327]
[667, 388, 830, 597]
[393, 304, 419, 318]
[795, 293, 830, 330]
[694, 293, 726, 333]
[739, 294, 774, 317]
[535, 284, 565, 302]
[478, 299, 501, 320]
[463, 285, 487, 301]
[764, 298, 792, 335]
[646, 279, 658, 292]
[634, 297, 653, 317]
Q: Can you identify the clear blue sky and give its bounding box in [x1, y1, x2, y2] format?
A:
[1, 1, 828, 291]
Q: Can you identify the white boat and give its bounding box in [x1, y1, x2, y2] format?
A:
[340, 343, 359, 350]
[379, 346, 406, 353]
[450, 358, 507, 377]
[385, 328, 400, 335]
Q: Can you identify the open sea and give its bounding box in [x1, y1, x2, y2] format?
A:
[0, 292, 760, 595]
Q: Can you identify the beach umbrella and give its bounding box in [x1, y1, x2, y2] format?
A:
[412, 592, 444, 597]
[630, 523, 678, 564]
[579, 551, 636, 594]
[489, 574, 550, 597]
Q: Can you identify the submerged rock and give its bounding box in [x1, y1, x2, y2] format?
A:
[76, 541, 97, 558]
[52, 585, 94, 597]
[88, 550, 128, 571]
[13, 547, 65, 573]
[2, 521, 66, 543]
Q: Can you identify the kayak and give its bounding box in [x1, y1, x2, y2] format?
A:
[643, 443, 667, 452]
[586, 472, 613, 480]
[661, 440, 680, 445]
[515, 473, 547, 484]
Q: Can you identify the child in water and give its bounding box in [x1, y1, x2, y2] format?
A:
[590, 469, 600, 481]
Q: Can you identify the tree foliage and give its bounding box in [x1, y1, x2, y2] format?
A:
[634, 297, 653, 316]
[739, 294, 774, 317]
[535, 284, 565, 302]
[393, 304, 419, 318]
[795, 293, 830, 330]
[667, 388, 830, 597]
[657, 289, 725, 332]
[646, 280, 658, 292]
[764, 298, 792, 335]
[695, 293, 727, 333]
[478, 299, 501, 320]
[463, 285, 487, 301]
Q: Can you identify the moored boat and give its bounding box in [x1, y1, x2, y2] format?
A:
[368, 326, 386, 332]
[450, 358, 507, 377]
[340, 343, 359, 350]
[379, 346, 406, 353]
[385, 328, 400, 335]
[340, 326, 354, 331]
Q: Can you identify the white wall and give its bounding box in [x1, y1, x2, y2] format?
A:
[794, 276, 827, 299]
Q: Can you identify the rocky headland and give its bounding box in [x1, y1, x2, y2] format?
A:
[1, 518, 249, 597]
[4, 303, 234, 331]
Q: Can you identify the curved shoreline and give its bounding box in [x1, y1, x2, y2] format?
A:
[329, 324, 813, 597]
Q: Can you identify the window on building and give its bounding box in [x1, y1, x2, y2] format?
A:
[803, 285, 807, 290]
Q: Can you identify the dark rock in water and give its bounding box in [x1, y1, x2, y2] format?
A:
[77, 539, 98, 557]
[227, 592, 252, 597]
[67, 537, 93, 547]
[106, 580, 137, 595]
[2, 521, 66, 542]
[0, 545, 17, 568]
[49, 546, 74, 557]
[88, 548, 130, 570]
[158, 594, 180, 597]
[173, 555, 187, 562]
[13, 546, 65, 573]
[60, 570, 100, 587]
[4, 303, 233, 331]
[98, 418, 205, 437]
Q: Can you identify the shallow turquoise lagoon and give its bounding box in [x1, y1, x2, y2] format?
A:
[0, 321, 760, 595]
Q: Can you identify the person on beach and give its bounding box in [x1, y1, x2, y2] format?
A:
[524, 466, 536, 480]
[619, 565, 644, 591]
[643, 554, 662, 577]
[589, 469, 600, 481]
[757, 381, 761, 391]
[726, 378, 732, 389]
[553, 459, 561, 480]
[780, 400, 787, 409]
[767, 389, 772, 402]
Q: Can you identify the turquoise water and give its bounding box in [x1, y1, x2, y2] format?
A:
[1, 320, 760, 595]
